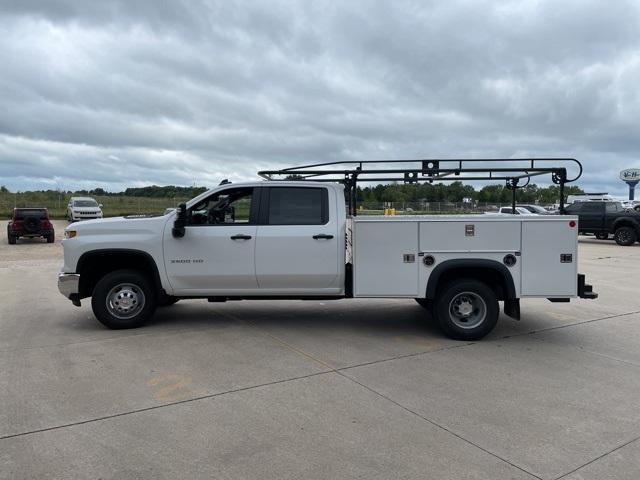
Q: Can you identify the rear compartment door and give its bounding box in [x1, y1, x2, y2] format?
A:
[521, 219, 578, 297]
[353, 221, 419, 297]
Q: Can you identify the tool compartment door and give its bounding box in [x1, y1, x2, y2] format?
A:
[353, 221, 419, 297]
[521, 219, 578, 297]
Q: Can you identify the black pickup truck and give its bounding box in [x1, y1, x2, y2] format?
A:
[565, 201, 640, 246]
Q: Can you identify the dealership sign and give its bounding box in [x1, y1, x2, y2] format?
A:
[620, 169, 640, 182]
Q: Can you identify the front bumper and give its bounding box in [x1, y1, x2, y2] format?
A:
[58, 273, 81, 306]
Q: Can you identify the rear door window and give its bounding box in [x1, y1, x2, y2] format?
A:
[266, 187, 328, 225]
[581, 203, 603, 214]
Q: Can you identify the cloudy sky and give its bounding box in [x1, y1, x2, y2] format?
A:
[1, 0, 639, 194]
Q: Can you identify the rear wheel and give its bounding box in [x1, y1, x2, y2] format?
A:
[8, 232, 16, 245]
[614, 226, 637, 246]
[46, 232, 55, 243]
[595, 232, 609, 240]
[91, 270, 157, 329]
[434, 279, 499, 341]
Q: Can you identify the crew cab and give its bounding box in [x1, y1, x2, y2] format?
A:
[565, 201, 640, 245]
[58, 180, 597, 340]
[7, 208, 55, 244]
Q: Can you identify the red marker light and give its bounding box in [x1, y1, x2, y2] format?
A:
[569, 220, 577, 228]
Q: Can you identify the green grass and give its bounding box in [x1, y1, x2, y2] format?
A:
[0, 193, 190, 219]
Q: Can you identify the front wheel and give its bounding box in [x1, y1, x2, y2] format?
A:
[91, 270, 157, 329]
[434, 279, 499, 341]
[614, 226, 637, 246]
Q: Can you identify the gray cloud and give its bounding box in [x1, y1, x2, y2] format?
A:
[0, 0, 639, 194]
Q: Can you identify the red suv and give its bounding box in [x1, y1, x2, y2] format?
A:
[7, 208, 55, 244]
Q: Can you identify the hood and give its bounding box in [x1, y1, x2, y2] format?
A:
[64, 215, 169, 236]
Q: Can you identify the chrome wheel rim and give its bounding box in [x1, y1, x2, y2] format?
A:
[448, 292, 487, 329]
[106, 283, 145, 319]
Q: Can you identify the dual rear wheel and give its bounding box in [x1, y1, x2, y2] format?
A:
[415, 279, 499, 341]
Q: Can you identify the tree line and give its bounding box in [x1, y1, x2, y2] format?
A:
[1, 181, 582, 204]
[356, 181, 583, 205]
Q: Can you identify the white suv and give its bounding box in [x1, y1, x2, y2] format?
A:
[67, 197, 103, 222]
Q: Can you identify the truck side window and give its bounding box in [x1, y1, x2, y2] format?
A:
[188, 187, 254, 225]
[581, 203, 602, 214]
[606, 202, 621, 213]
[267, 187, 328, 225]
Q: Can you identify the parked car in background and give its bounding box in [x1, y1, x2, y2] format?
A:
[567, 193, 615, 204]
[67, 197, 103, 222]
[621, 200, 640, 212]
[7, 208, 55, 244]
[518, 204, 552, 215]
[485, 206, 537, 215]
[565, 201, 640, 245]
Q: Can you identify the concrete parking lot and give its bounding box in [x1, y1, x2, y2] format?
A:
[1, 219, 639, 479]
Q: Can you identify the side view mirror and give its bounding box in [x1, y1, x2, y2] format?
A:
[98, 204, 103, 208]
[172, 203, 187, 238]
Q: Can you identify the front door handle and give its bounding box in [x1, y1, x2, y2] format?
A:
[230, 234, 252, 240]
[312, 234, 334, 240]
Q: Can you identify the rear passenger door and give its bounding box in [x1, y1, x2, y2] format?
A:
[578, 202, 605, 232]
[255, 186, 340, 292]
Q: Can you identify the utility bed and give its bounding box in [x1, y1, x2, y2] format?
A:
[351, 215, 579, 298]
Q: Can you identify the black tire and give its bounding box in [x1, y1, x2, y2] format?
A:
[46, 232, 55, 243]
[433, 279, 499, 341]
[158, 296, 180, 307]
[8, 233, 16, 245]
[23, 216, 41, 234]
[595, 232, 609, 240]
[614, 226, 637, 246]
[91, 270, 157, 329]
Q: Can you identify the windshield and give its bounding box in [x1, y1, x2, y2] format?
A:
[74, 200, 98, 207]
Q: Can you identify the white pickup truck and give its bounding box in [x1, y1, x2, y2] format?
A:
[58, 160, 597, 341]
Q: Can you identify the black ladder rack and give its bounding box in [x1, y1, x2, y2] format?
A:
[258, 158, 583, 216]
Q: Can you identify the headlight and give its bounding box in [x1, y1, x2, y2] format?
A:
[64, 230, 77, 239]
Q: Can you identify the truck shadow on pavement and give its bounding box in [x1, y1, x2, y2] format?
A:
[146, 300, 456, 340]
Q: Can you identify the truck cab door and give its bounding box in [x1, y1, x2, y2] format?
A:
[255, 186, 341, 293]
[163, 186, 258, 294]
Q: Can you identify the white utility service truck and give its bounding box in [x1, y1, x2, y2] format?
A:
[58, 159, 597, 340]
